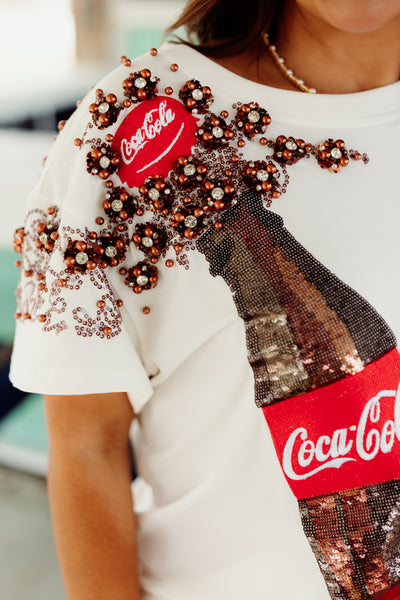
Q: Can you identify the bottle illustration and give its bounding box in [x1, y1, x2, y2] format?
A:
[198, 189, 400, 600]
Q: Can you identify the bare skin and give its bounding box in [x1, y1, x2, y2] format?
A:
[44, 392, 141, 600]
[213, 0, 400, 93]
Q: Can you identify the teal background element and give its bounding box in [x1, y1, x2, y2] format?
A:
[0, 395, 48, 454]
[0, 248, 20, 343]
[0, 248, 49, 460]
[123, 25, 187, 60]
[124, 27, 164, 59]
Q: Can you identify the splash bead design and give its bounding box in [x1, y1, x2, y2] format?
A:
[196, 114, 234, 150]
[86, 143, 121, 179]
[64, 231, 128, 273]
[123, 261, 159, 293]
[35, 222, 59, 253]
[122, 69, 160, 103]
[273, 135, 312, 165]
[13, 228, 25, 254]
[97, 231, 129, 268]
[132, 222, 167, 261]
[317, 139, 350, 173]
[89, 89, 122, 129]
[171, 155, 208, 189]
[200, 178, 238, 214]
[243, 160, 281, 202]
[139, 176, 174, 215]
[179, 79, 214, 114]
[171, 204, 206, 240]
[234, 103, 271, 139]
[103, 186, 138, 223]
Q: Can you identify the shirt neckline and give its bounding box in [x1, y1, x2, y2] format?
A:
[161, 42, 400, 127]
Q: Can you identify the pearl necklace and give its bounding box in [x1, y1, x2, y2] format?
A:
[262, 32, 317, 94]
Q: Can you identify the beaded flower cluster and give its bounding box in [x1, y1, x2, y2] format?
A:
[14, 49, 369, 332]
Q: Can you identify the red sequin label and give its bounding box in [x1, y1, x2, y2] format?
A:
[112, 96, 198, 188]
[264, 349, 400, 499]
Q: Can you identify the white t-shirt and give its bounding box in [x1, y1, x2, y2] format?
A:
[10, 42, 400, 600]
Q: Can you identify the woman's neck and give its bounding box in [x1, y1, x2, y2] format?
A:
[275, 2, 400, 94]
[211, 1, 400, 94]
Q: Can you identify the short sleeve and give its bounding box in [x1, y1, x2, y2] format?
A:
[9, 63, 154, 414]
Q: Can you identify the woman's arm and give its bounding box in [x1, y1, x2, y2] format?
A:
[44, 392, 141, 600]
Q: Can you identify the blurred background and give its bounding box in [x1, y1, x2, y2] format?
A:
[0, 1, 186, 598]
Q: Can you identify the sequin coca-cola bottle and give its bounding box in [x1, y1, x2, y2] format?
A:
[198, 189, 400, 600]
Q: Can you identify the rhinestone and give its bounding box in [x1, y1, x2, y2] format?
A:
[238, 121, 244, 127]
[111, 199, 123, 212]
[134, 77, 147, 89]
[212, 126, 224, 138]
[264, 344, 279, 358]
[272, 314, 287, 326]
[39, 233, 48, 244]
[211, 187, 224, 200]
[105, 246, 117, 258]
[320, 145, 326, 150]
[99, 156, 110, 169]
[330, 147, 342, 159]
[184, 164, 196, 176]
[256, 170, 269, 181]
[248, 110, 260, 123]
[105, 192, 111, 199]
[91, 168, 99, 174]
[76, 252, 89, 265]
[148, 188, 160, 201]
[136, 275, 148, 286]
[142, 236, 153, 248]
[98, 102, 109, 114]
[285, 140, 297, 151]
[184, 215, 197, 228]
[192, 88, 203, 101]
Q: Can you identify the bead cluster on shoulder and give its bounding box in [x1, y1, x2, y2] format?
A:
[13, 46, 369, 334]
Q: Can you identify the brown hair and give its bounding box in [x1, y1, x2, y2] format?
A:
[167, 0, 283, 56]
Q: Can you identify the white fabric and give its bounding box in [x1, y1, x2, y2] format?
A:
[10, 42, 400, 599]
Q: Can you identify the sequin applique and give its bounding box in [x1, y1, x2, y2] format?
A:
[197, 190, 400, 599]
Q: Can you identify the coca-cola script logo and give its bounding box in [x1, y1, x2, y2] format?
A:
[111, 96, 198, 188]
[264, 349, 400, 499]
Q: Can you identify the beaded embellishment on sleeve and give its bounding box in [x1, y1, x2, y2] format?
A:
[13, 49, 369, 333]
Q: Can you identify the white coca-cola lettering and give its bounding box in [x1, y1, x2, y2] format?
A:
[120, 100, 176, 165]
[282, 382, 400, 481]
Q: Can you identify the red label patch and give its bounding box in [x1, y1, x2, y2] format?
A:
[264, 349, 400, 499]
[112, 96, 198, 188]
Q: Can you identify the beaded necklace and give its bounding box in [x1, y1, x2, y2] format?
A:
[262, 32, 317, 94]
